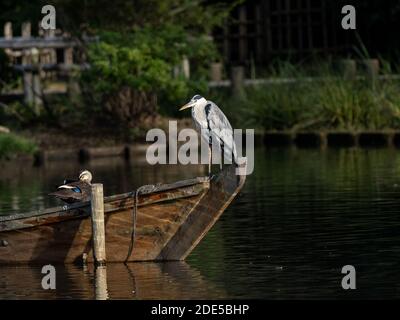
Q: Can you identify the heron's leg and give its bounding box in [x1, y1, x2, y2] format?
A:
[208, 136, 212, 177]
[208, 143, 212, 177]
[220, 142, 224, 170]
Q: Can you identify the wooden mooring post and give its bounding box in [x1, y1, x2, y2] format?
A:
[362, 59, 380, 89]
[91, 183, 107, 266]
[337, 59, 357, 80]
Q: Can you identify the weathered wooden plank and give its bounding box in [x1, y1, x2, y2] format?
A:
[0, 183, 205, 232]
[0, 177, 207, 223]
[156, 162, 246, 260]
[0, 36, 97, 49]
[0, 163, 245, 263]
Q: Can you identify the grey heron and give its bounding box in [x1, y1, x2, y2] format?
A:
[179, 95, 237, 175]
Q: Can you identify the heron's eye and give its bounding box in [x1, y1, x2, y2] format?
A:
[72, 187, 81, 193]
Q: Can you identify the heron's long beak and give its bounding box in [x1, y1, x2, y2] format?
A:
[179, 102, 195, 111]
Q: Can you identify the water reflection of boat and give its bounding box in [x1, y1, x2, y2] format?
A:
[0, 163, 246, 264]
[0, 262, 227, 299]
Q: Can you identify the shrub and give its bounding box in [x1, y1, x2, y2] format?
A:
[0, 133, 37, 159]
[210, 62, 400, 131]
[81, 25, 218, 126]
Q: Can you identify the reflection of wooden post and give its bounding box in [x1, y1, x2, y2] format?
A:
[338, 59, 356, 80]
[91, 184, 107, 266]
[362, 59, 379, 88]
[95, 266, 108, 300]
[231, 66, 245, 98]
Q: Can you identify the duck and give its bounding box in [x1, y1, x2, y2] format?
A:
[49, 170, 93, 203]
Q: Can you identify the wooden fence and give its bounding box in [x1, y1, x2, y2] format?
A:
[213, 0, 351, 72]
[208, 59, 400, 99]
[0, 21, 92, 109]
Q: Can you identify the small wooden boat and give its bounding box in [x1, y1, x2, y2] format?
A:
[0, 163, 246, 264]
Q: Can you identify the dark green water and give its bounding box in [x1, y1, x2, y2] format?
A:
[1, 147, 400, 299]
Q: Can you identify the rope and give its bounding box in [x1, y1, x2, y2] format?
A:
[124, 184, 157, 263]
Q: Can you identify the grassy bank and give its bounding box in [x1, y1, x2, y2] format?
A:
[0, 133, 37, 159]
[210, 63, 400, 131]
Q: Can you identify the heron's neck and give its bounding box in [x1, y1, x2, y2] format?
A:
[192, 101, 208, 127]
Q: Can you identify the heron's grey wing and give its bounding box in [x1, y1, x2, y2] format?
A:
[206, 101, 237, 162]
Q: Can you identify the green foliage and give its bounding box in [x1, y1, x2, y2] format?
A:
[316, 78, 400, 130]
[82, 24, 218, 116]
[0, 133, 37, 159]
[0, 98, 70, 128]
[0, 0, 240, 128]
[0, 0, 43, 27]
[210, 62, 400, 131]
[72, 0, 239, 119]
[51, 0, 239, 35]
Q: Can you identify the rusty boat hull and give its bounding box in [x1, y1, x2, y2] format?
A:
[0, 163, 246, 264]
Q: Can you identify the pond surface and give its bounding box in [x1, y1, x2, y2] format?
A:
[1, 147, 400, 299]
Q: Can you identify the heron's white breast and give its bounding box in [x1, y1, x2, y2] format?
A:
[192, 105, 208, 130]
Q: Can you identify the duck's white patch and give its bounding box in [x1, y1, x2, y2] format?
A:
[58, 185, 76, 190]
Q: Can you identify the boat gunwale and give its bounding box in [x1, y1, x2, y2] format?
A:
[0, 176, 209, 224]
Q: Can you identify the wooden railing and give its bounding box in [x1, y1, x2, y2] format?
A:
[0, 21, 94, 109]
[208, 60, 400, 94]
